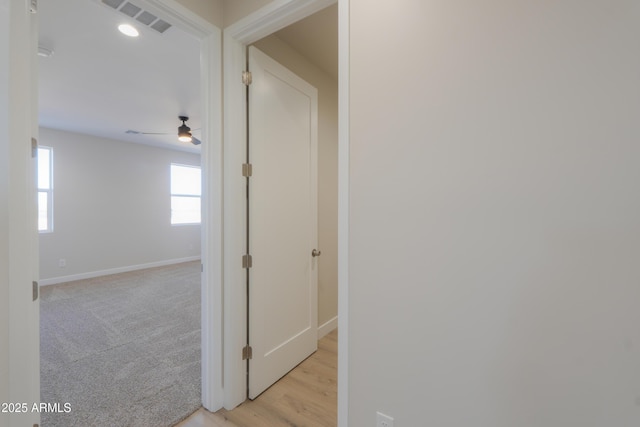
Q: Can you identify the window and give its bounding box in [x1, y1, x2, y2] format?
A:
[170, 163, 201, 225]
[37, 146, 53, 232]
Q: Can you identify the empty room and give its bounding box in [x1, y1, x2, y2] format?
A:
[37, 0, 204, 425]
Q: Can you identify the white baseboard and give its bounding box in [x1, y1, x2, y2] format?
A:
[317, 315, 338, 339]
[39, 256, 201, 286]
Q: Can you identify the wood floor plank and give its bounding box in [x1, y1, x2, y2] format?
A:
[175, 329, 338, 427]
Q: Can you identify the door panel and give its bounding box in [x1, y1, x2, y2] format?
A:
[248, 46, 318, 399]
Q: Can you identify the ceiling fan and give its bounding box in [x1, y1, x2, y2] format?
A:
[126, 116, 201, 145]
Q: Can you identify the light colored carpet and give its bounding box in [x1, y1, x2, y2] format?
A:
[40, 261, 202, 427]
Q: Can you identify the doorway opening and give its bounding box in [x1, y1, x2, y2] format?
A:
[219, 1, 340, 423]
[36, 0, 221, 423]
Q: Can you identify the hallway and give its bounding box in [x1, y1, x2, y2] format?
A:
[177, 329, 337, 427]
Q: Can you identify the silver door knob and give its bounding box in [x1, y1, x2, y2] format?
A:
[312, 249, 322, 257]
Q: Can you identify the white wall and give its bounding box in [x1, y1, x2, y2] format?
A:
[349, 1, 640, 426]
[223, 0, 274, 27]
[39, 128, 201, 283]
[174, 0, 223, 27]
[0, 0, 10, 419]
[252, 35, 338, 331]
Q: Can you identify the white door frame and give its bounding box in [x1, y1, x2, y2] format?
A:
[141, 0, 224, 411]
[6, 1, 40, 425]
[222, 0, 347, 417]
[337, 1, 350, 425]
[6, 0, 225, 416]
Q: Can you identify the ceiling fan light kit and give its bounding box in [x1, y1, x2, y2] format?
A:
[125, 116, 201, 146]
[178, 116, 192, 143]
[177, 116, 201, 145]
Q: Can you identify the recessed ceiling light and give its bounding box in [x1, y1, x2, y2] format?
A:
[118, 24, 139, 37]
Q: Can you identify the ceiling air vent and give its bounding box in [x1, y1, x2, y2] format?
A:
[150, 20, 171, 33]
[136, 11, 157, 25]
[102, 0, 125, 8]
[101, 0, 172, 34]
[119, 2, 141, 17]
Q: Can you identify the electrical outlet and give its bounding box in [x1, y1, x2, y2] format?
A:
[58, 259, 66, 268]
[376, 411, 394, 427]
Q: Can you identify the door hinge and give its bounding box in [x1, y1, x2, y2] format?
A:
[30, 0, 37, 13]
[242, 345, 253, 360]
[242, 71, 252, 86]
[242, 163, 253, 177]
[242, 254, 253, 269]
[201, 263, 204, 273]
[31, 137, 38, 158]
[32, 281, 38, 301]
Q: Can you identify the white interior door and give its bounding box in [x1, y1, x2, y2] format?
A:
[247, 46, 318, 399]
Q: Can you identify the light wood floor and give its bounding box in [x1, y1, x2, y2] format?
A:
[175, 329, 337, 427]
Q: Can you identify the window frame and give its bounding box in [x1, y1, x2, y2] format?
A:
[170, 163, 202, 226]
[37, 145, 53, 233]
